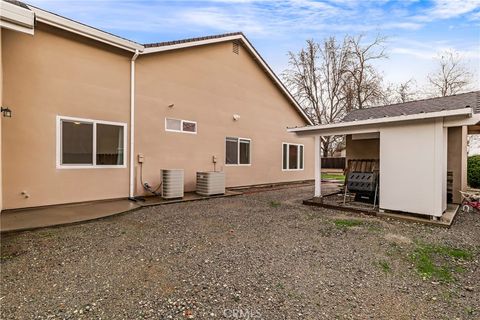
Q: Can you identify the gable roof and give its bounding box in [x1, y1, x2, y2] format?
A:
[1, 0, 312, 125]
[343, 91, 479, 122]
[142, 33, 313, 125]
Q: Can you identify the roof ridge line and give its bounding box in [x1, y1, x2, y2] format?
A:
[348, 90, 480, 114]
[144, 32, 244, 48]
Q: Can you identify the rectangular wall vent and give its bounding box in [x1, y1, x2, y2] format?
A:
[232, 41, 239, 55]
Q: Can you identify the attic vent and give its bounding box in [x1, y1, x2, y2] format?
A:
[232, 41, 240, 55]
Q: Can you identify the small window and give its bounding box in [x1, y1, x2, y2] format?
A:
[282, 143, 304, 170]
[226, 137, 251, 165]
[57, 116, 126, 168]
[165, 118, 197, 134]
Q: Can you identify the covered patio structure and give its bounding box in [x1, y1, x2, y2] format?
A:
[288, 91, 480, 220]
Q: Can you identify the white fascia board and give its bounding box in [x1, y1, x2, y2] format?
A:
[0, 0, 34, 34]
[443, 113, 480, 127]
[288, 107, 473, 135]
[29, 6, 143, 52]
[142, 34, 313, 125]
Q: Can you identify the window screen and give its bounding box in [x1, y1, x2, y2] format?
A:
[61, 121, 93, 164]
[226, 137, 238, 164]
[299, 145, 304, 169]
[96, 124, 124, 165]
[239, 139, 250, 164]
[288, 144, 299, 169]
[182, 121, 196, 133]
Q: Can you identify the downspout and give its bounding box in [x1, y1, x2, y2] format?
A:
[129, 50, 140, 199]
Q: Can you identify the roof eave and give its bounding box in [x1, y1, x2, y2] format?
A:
[30, 6, 144, 52]
[0, 0, 34, 34]
[288, 107, 473, 136]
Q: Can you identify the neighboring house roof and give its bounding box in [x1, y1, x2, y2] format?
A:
[143, 33, 313, 125]
[343, 91, 480, 122]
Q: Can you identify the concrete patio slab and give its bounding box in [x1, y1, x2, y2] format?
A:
[1, 199, 140, 233]
[0, 191, 243, 233]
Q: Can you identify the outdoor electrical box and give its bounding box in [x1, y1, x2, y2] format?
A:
[137, 153, 144, 163]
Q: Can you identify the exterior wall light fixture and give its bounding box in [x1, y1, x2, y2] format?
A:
[1, 107, 12, 118]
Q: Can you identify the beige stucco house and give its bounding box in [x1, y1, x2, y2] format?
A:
[290, 92, 480, 219]
[0, 0, 314, 210]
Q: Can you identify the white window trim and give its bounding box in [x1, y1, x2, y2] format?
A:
[165, 118, 197, 134]
[56, 115, 128, 169]
[225, 137, 252, 166]
[282, 142, 304, 171]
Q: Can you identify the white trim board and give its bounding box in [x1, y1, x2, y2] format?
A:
[0, 0, 34, 34]
[288, 108, 473, 136]
[29, 5, 143, 52]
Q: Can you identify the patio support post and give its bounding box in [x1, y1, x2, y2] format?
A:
[314, 135, 322, 197]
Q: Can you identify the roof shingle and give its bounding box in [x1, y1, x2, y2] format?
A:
[144, 32, 243, 48]
[342, 91, 480, 122]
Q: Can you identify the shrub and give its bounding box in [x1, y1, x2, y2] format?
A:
[467, 155, 480, 188]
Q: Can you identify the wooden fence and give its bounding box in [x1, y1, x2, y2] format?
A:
[321, 157, 346, 169]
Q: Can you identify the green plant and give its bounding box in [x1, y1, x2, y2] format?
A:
[467, 155, 480, 188]
[333, 219, 363, 229]
[378, 260, 391, 273]
[269, 201, 281, 208]
[410, 243, 473, 282]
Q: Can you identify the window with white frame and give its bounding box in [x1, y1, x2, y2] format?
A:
[57, 116, 126, 168]
[226, 137, 251, 165]
[165, 118, 197, 134]
[282, 143, 304, 170]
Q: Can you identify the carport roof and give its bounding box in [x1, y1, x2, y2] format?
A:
[342, 91, 479, 122]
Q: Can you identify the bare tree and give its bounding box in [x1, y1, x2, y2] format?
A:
[283, 37, 350, 156]
[345, 34, 388, 110]
[383, 79, 418, 104]
[283, 34, 388, 156]
[428, 50, 472, 97]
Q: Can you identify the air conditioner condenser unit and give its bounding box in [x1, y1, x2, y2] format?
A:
[196, 171, 225, 196]
[161, 169, 184, 199]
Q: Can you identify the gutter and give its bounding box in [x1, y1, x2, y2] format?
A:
[129, 50, 140, 199]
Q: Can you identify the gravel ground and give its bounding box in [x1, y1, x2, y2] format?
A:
[1, 185, 479, 320]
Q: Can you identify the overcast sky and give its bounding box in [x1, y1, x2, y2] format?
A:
[27, 0, 480, 90]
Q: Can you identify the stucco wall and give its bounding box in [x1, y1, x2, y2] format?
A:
[2, 25, 313, 209]
[447, 126, 467, 204]
[345, 134, 380, 164]
[379, 120, 447, 217]
[1, 28, 3, 210]
[2, 24, 131, 209]
[135, 42, 313, 193]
